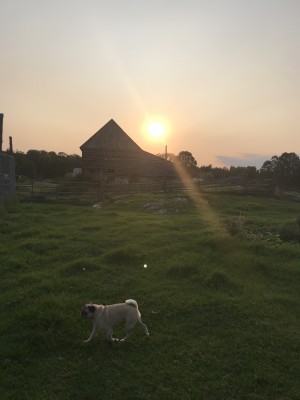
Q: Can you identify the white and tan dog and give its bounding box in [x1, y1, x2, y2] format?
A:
[81, 299, 149, 343]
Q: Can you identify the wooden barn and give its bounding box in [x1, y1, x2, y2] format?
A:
[80, 119, 176, 182]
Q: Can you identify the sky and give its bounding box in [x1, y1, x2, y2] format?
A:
[1, 0, 300, 168]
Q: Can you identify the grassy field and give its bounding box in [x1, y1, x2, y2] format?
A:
[1, 192, 300, 400]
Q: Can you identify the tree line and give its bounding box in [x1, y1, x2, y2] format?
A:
[158, 150, 300, 188]
[7, 149, 300, 189]
[11, 150, 81, 180]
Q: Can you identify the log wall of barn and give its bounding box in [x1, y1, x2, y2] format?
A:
[82, 149, 176, 181]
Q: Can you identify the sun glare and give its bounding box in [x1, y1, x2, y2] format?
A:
[147, 121, 165, 139]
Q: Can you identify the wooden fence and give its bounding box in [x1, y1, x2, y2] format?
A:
[15, 178, 299, 204]
[16, 180, 196, 204]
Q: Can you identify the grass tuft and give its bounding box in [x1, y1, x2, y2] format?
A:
[102, 246, 143, 265]
[204, 270, 235, 291]
[167, 264, 198, 279]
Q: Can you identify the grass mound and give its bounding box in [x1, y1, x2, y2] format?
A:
[102, 246, 143, 265]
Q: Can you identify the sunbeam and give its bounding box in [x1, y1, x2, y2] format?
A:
[172, 161, 230, 237]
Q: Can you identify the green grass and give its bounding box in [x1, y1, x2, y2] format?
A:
[1, 193, 300, 400]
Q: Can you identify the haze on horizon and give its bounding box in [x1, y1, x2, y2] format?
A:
[1, 0, 299, 169]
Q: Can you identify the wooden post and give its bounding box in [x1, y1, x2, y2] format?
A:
[9, 136, 13, 153]
[0, 113, 4, 152]
[163, 145, 168, 192]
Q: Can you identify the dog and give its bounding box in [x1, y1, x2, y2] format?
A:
[81, 299, 149, 343]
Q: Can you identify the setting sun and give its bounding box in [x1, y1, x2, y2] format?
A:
[147, 121, 165, 139]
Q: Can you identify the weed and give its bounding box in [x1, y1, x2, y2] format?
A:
[204, 270, 236, 291]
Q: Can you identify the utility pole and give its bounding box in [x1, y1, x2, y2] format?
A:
[9, 136, 13, 153]
[0, 113, 3, 152]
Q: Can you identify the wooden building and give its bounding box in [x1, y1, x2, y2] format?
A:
[80, 119, 176, 182]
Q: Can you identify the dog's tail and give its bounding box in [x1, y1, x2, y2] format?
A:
[125, 299, 138, 308]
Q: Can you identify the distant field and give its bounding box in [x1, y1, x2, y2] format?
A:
[1, 193, 300, 400]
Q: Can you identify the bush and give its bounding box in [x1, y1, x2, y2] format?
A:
[279, 221, 300, 242]
[226, 213, 245, 235]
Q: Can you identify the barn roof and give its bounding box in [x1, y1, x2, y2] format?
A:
[80, 119, 142, 151]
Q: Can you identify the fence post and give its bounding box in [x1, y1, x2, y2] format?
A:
[31, 180, 34, 201]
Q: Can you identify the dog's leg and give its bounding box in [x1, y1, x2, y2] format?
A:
[137, 319, 150, 338]
[106, 327, 119, 343]
[120, 330, 132, 342]
[83, 324, 98, 343]
[120, 320, 137, 342]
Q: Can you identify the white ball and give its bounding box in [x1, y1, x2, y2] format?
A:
[144, 264, 148, 268]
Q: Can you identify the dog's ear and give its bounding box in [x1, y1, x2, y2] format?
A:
[88, 305, 96, 313]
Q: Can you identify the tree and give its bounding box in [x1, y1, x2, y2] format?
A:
[177, 151, 197, 168]
[14, 151, 37, 178]
[173, 151, 198, 178]
[260, 152, 300, 187]
[155, 152, 178, 162]
[278, 152, 300, 177]
[260, 156, 280, 177]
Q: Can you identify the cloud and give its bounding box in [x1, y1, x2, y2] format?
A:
[215, 153, 271, 168]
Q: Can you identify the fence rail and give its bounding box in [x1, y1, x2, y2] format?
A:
[15, 179, 300, 204]
[16, 180, 197, 203]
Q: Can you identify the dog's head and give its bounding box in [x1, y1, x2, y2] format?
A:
[80, 304, 97, 319]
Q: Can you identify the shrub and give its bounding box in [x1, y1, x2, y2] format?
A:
[226, 213, 245, 235]
[279, 221, 300, 242]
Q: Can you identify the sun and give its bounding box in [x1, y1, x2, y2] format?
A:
[147, 121, 165, 139]
[143, 116, 170, 143]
